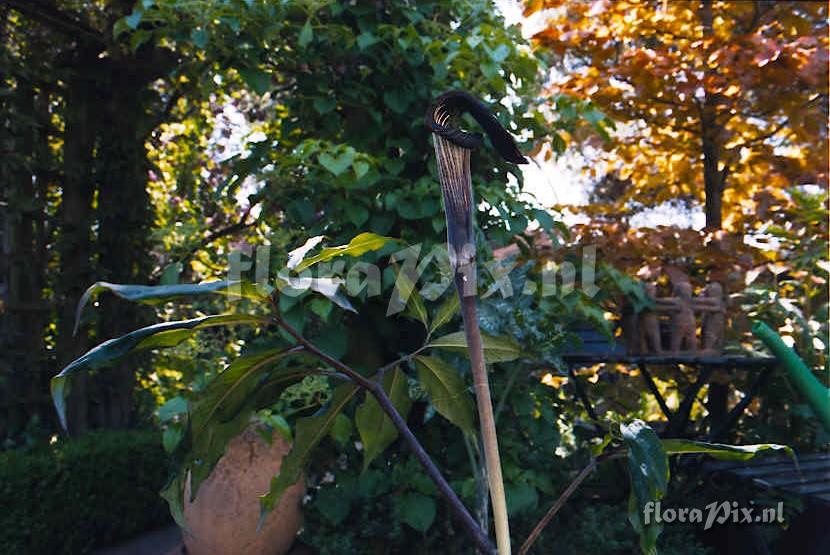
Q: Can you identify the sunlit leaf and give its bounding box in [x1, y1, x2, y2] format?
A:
[414, 355, 474, 433]
[426, 330, 521, 363]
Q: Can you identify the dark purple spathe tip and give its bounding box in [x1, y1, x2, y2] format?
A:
[425, 90, 528, 165]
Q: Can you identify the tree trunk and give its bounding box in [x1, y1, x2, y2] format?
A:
[55, 50, 98, 435]
[700, 0, 725, 230]
[93, 57, 155, 430]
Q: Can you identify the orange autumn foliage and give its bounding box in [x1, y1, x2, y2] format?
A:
[527, 0, 828, 231]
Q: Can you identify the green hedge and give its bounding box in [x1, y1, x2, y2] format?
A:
[0, 429, 170, 554]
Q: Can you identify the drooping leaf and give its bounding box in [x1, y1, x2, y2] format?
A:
[261, 383, 359, 519]
[293, 232, 395, 272]
[414, 355, 474, 433]
[74, 280, 265, 334]
[356, 367, 412, 471]
[287, 236, 326, 270]
[396, 269, 429, 329]
[52, 314, 268, 431]
[307, 277, 356, 313]
[426, 330, 521, 363]
[621, 420, 669, 555]
[661, 439, 794, 462]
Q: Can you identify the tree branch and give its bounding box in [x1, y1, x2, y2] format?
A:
[0, 0, 104, 44]
[170, 204, 258, 272]
[272, 312, 496, 555]
[519, 458, 597, 555]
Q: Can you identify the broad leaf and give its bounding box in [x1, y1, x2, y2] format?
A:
[414, 355, 474, 433]
[75, 280, 267, 334]
[397, 270, 429, 329]
[293, 232, 394, 272]
[356, 368, 412, 471]
[52, 314, 268, 430]
[661, 439, 794, 462]
[429, 294, 460, 335]
[260, 383, 359, 519]
[398, 493, 436, 532]
[426, 331, 521, 363]
[621, 420, 669, 555]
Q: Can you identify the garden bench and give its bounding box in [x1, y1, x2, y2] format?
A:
[703, 452, 830, 555]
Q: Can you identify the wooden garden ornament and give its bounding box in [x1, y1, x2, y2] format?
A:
[659, 281, 698, 353]
[426, 91, 527, 555]
[638, 282, 663, 355]
[697, 282, 726, 355]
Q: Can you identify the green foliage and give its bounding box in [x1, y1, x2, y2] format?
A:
[604, 420, 792, 555]
[426, 330, 522, 363]
[0, 430, 168, 554]
[52, 314, 268, 431]
[414, 356, 476, 434]
[261, 382, 359, 517]
[356, 367, 413, 471]
[622, 420, 670, 555]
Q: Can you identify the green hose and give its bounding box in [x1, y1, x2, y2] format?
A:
[752, 320, 830, 432]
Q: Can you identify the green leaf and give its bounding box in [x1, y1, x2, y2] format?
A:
[397, 270, 429, 329]
[287, 236, 326, 270]
[533, 209, 556, 234]
[125, 10, 143, 29]
[383, 90, 411, 114]
[429, 294, 460, 335]
[414, 356, 474, 433]
[162, 426, 183, 454]
[74, 280, 264, 334]
[157, 396, 188, 423]
[313, 96, 336, 114]
[426, 331, 521, 363]
[345, 203, 369, 227]
[52, 314, 268, 431]
[159, 262, 182, 285]
[398, 493, 436, 533]
[329, 413, 353, 444]
[488, 43, 510, 63]
[239, 68, 271, 96]
[621, 420, 669, 555]
[190, 28, 208, 49]
[661, 439, 794, 462]
[319, 149, 355, 176]
[356, 32, 378, 50]
[353, 160, 370, 180]
[356, 368, 412, 471]
[298, 19, 313, 48]
[261, 383, 359, 519]
[505, 481, 538, 515]
[306, 277, 356, 313]
[316, 485, 353, 525]
[293, 232, 395, 272]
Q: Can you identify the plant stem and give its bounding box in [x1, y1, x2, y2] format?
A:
[431, 124, 512, 554]
[519, 458, 597, 555]
[273, 316, 496, 555]
[458, 284, 512, 555]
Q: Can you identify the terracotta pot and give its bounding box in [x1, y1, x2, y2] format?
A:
[182, 425, 305, 555]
